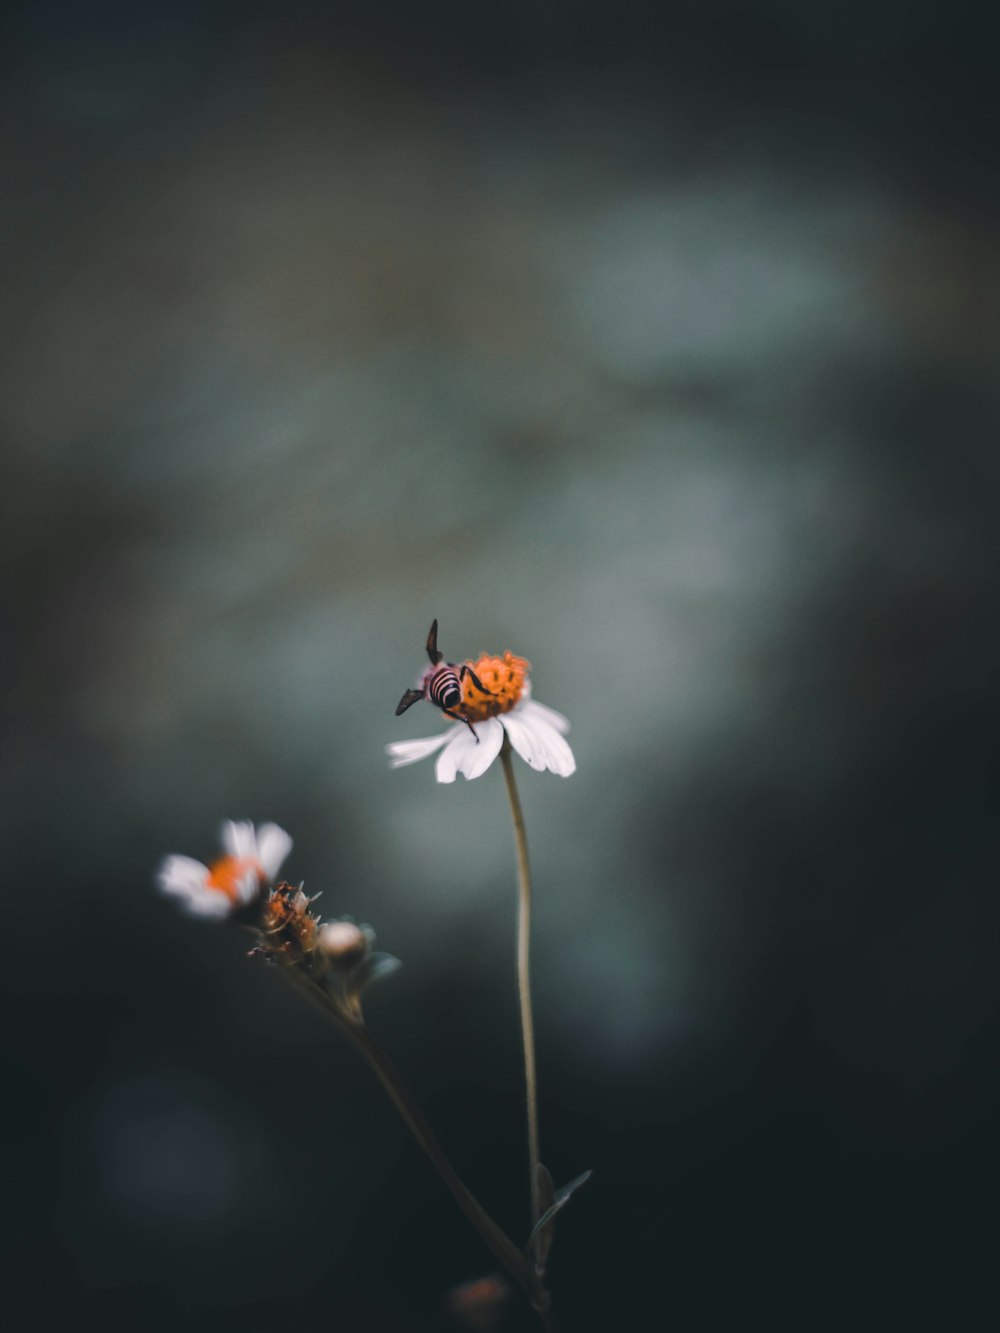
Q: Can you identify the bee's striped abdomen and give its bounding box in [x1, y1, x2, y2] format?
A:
[428, 665, 462, 712]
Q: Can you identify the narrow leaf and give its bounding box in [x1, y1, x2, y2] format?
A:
[525, 1169, 593, 1267]
[534, 1163, 557, 1269]
[536, 1163, 556, 1214]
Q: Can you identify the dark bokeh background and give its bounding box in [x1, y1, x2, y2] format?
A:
[4, 3, 999, 1329]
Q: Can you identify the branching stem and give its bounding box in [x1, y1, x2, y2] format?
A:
[273, 962, 550, 1318]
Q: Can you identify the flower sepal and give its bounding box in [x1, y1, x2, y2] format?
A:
[355, 950, 402, 991]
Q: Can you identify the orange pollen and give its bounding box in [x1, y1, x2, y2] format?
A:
[206, 855, 262, 903]
[460, 651, 530, 723]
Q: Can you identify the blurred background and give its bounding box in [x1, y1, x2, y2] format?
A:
[3, 1, 998, 1328]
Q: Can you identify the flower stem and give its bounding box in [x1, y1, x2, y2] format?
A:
[272, 961, 549, 1315]
[499, 737, 543, 1270]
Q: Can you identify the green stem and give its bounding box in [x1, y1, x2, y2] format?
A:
[273, 962, 548, 1314]
[499, 738, 543, 1268]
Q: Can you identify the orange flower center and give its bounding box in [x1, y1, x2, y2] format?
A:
[206, 855, 262, 903]
[460, 652, 529, 723]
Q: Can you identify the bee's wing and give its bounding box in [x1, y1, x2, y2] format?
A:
[395, 688, 425, 716]
[426, 618, 444, 665]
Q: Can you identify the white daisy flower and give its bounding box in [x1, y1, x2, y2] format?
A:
[388, 648, 576, 783]
[156, 820, 293, 918]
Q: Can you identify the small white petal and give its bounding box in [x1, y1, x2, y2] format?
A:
[435, 719, 503, 782]
[518, 698, 571, 735]
[387, 730, 456, 768]
[157, 855, 210, 902]
[539, 723, 576, 776]
[233, 866, 260, 905]
[434, 729, 478, 783]
[187, 888, 233, 918]
[537, 720, 576, 776]
[156, 856, 232, 917]
[505, 712, 576, 777]
[457, 718, 505, 780]
[256, 823, 293, 881]
[222, 820, 256, 860]
[502, 713, 546, 771]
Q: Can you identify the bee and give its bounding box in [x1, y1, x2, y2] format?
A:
[395, 619, 493, 740]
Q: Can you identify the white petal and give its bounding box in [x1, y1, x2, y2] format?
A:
[537, 720, 576, 776]
[504, 711, 576, 777]
[387, 729, 456, 768]
[156, 856, 232, 917]
[256, 823, 293, 881]
[434, 730, 476, 784]
[222, 820, 256, 860]
[501, 714, 545, 771]
[157, 854, 209, 902]
[458, 718, 505, 780]
[435, 719, 504, 782]
[187, 887, 233, 918]
[233, 866, 260, 905]
[518, 697, 571, 735]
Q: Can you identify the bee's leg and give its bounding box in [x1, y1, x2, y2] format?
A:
[441, 707, 479, 742]
[459, 664, 494, 694]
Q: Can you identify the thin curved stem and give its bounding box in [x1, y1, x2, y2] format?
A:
[499, 738, 543, 1266]
[273, 962, 547, 1313]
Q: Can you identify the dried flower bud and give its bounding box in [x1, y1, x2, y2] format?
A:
[317, 920, 368, 969]
[258, 883, 321, 959]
